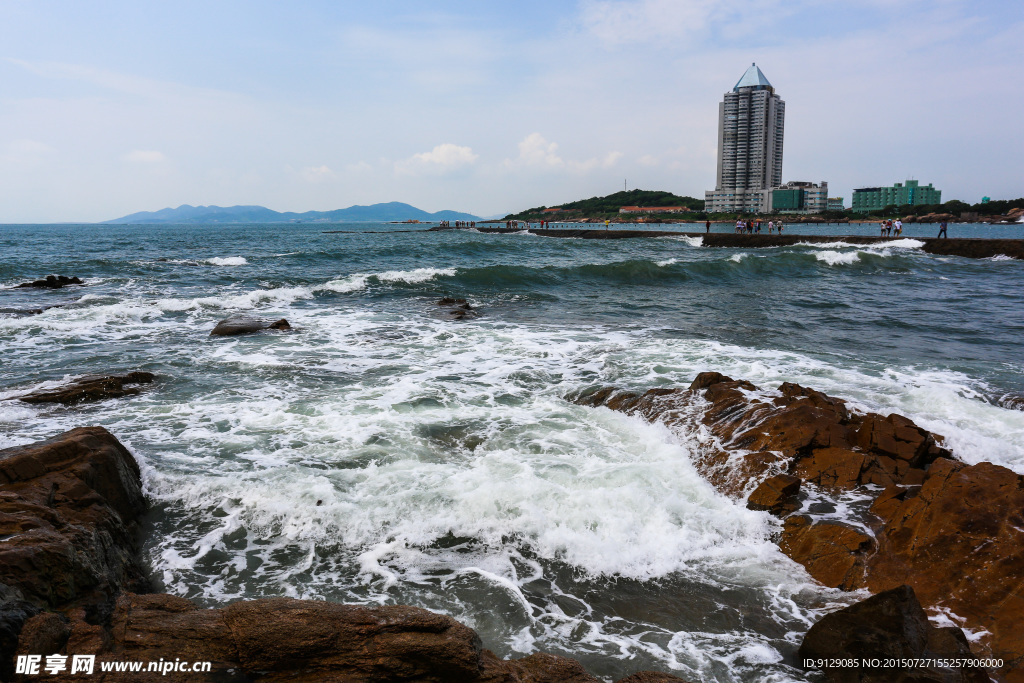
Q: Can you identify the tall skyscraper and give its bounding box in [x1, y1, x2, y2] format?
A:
[705, 64, 785, 213]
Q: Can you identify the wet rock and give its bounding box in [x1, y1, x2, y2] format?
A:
[866, 459, 1024, 673]
[746, 473, 801, 514]
[571, 374, 1024, 678]
[779, 516, 873, 590]
[799, 585, 987, 682]
[14, 275, 84, 289]
[614, 673, 694, 682]
[437, 296, 470, 307]
[0, 427, 150, 679]
[571, 374, 952, 496]
[16, 372, 155, 405]
[997, 392, 1024, 411]
[210, 315, 291, 336]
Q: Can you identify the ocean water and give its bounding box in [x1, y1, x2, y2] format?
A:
[2, 222, 1022, 682]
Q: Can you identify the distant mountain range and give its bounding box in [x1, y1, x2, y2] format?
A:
[104, 202, 479, 224]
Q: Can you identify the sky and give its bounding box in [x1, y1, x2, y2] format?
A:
[1, 0, 1021, 222]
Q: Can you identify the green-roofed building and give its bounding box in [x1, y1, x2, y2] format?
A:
[851, 180, 941, 212]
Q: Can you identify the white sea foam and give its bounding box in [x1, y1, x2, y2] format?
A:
[989, 254, 1016, 261]
[729, 253, 748, 263]
[205, 256, 248, 266]
[814, 250, 860, 265]
[655, 258, 679, 267]
[660, 235, 703, 247]
[5, 292, 1022, 680]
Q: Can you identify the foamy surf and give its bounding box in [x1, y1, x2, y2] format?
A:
[205, 256, 249, 266]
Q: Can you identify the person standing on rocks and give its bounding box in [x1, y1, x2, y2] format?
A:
[706, 219, 711, 233]
[938, 220, 948, 238]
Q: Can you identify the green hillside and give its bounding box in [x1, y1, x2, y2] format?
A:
[504, 190, 704, 221]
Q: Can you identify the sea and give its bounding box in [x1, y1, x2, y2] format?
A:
[2, 221, 1022, 682]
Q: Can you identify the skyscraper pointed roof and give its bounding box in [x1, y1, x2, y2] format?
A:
[733, 63, 773, 91]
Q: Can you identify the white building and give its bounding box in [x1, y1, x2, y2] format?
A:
[705, 64, 785, 213]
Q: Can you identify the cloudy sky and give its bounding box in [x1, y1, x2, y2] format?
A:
[1, 0, 1021, 222]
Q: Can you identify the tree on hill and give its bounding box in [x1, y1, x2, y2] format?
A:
[504, 190, 703, 220]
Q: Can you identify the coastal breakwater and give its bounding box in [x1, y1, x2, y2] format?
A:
[431, 227, 1024, 260]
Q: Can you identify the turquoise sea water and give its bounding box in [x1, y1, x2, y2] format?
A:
[2, 222, 1022, 682]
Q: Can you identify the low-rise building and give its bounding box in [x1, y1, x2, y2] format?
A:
[618, 206, 690, 214]
[851, 180, 941, 212]
[827, 197, 845, 212]
[767, 181, 828, 214]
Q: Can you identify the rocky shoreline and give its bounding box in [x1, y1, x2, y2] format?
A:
[2, 374, 1020, 681]
[572, 373, 1023, 681]
[0, 427, 688, 682]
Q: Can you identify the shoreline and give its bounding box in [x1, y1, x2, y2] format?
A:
[428, 227, 1024, 259]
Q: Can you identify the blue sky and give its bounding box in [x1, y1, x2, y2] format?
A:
[1, 0, 1021, 221]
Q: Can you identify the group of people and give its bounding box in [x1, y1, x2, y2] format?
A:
[439, 220, 476, 228]
[733, 218, 784, 234]
[879, 219, 903, 237]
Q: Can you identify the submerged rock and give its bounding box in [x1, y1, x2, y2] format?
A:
[14, 275, 84, 289]
[17, 372, 155, 405]
[210, 316, 291, 336]
[799, 585, 986, 682]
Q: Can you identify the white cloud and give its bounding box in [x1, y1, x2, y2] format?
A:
[637, 154, 659, 167]
[301, 165, 334, 182]
[395, 143, 478, 175]
[512, 133, 564, 167]
[122, 149, 165, 163]
[580, 0, 720, 43]
[504, 133, 621, 174]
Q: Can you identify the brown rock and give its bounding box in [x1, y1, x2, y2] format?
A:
[866, 459, 1024, 673]
[0, 427, 149, 678]
[746, 473, 801, 514]
[14, 612, 70, 658]
[614, 673, 694, 683]
[798, 585, 988, 683]
[17, 372, 155, 405]
[779, 516, 872, 590]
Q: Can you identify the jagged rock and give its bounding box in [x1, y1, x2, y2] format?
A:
[798, 585, 987, 682]
[14, 275, 84, 289]
[779, 516, 873, 590]
[571, 373, 952, 496]
[16, 372, 155, 405]
[866, 459, 1024, 673]
[746, 473, 801, 514]
[571, 374, 1024, 679]
[210, 316, 291, 336]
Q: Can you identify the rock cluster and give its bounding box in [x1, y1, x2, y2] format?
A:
[17, 372, 155, 405]
[573, 373, 1023, 679]
[1, 428, 688, 682]
[210, 315, 291, 336]
[437, 296, 479, 320]
[14, 275, 84, 289]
